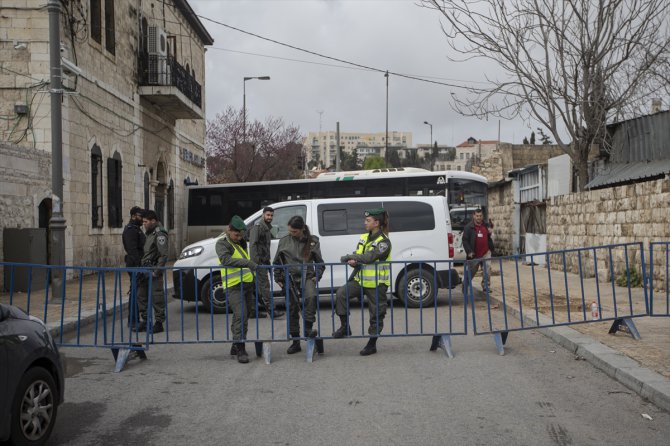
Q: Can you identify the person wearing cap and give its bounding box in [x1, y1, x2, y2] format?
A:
[272, 215, 325, 355]
[137, 210, 168, 334]
[122, 206, 146, 294]
[215, 215, 258, 364]
[249, 206, 284, 319]
[333, 207, 392, 356]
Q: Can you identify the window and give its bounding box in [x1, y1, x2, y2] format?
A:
[104, 0, 115, 54]
[107, 151, 122, 228]
[167, 180, 174, 230]
[90, 0, 102, 44]
[383, 202, 435, 232]
[91, 145, 103, 227]
[318, 202, 381, 236]
[248, 205, 307, 239]
[144, 171, 150, 209]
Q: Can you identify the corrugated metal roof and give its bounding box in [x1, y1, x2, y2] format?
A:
[585, 160, 670, 189]
[607, 110, 670, 162]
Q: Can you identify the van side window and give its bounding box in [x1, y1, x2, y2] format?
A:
[382, 202, 435, 232]
[318, 202, 381, 235]
[272, 205, 307, 238]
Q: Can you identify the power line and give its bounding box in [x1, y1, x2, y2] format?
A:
[196, 15, 489, 92]
[210, 46, 493, 85]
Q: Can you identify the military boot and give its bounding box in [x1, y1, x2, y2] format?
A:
[287, 332, 301, 354]
[230, 344, 238, 356]
[236, 343, 249, 363]
[304, 321, 318, 338]
[332, 315, 351, 338]
[359, 337, 378, 356]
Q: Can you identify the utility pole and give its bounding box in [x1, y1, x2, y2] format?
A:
[48, 0, 66, 301]
[384, 71, 389, 165]
[335, 121, 341, 172]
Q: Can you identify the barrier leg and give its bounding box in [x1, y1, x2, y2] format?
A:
[493, 331, 508, 356]
[262, 342, 272, 364]
[608, 318, 641, 340]
[254, 341, 264, 358]
[306, 338, 316, 363]
[429, 335, 454, 358]
[111, 345, 147, 373]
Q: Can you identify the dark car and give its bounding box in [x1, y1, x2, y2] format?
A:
[0, 304, 65, 446]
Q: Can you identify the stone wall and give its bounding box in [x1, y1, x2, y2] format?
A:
[546, 178, 670, 283]
[488, 180, 515, 255]
[474, 144, 565, 182]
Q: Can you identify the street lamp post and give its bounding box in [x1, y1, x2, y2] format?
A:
[243, 76, 270, 142]
[423, 120, 433, 147]
[424, 121, 433, 171]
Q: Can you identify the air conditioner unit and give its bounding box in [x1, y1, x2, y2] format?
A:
[147, 26, 168, 57]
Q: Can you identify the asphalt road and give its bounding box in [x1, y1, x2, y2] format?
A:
[46, 300, 670, 446]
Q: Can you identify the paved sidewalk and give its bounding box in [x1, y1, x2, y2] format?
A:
[472, 259, 670, 412]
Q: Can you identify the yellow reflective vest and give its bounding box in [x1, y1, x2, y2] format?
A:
[354, 233, 391, 287]
[218, 237, 254, 289]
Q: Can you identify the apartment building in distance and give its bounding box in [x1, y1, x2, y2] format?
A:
[305, 130, 413, 167]
[0, 0, 213, 274]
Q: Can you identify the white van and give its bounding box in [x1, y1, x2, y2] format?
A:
[172, 196, 460, 311]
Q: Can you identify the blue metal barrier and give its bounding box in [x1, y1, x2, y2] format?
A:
[0, 241, 657, 369]
[467, 242, 648, 353]
[649, 242, 670, 317]
[0, 259, 467, 369]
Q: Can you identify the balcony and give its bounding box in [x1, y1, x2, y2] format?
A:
[138, 54, 203, 119]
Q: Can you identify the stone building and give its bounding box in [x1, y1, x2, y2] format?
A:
[0, 0, 213, 276]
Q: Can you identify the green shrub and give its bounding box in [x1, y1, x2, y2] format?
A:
[615, 268, 643, 288]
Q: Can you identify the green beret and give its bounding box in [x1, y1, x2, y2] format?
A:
[229, 215, 246, 231]
[364, 208, 386, 217]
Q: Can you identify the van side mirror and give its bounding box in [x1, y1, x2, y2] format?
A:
[270, 226, 279, 239]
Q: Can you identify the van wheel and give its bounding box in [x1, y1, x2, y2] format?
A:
[200, 275, 231, 314]
[10, 366, 58, 446]
[399, 269, 436, 308]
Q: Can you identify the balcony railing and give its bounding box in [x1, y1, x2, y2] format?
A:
[138, 54, 202, 108]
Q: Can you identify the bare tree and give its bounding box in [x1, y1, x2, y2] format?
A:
[423, 0, 670, 190]
[206, 107, 305, 183]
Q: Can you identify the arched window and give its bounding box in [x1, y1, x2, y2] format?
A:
[167, 179, 174, 230]
[144, 171, 150, 210]
[91, 144, 103, 228]
[107, 151, 122, 228]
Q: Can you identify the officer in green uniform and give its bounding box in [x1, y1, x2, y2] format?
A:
[333, 208, 392, 356]
[137, 210, 168, 334]
[215, 215, 257, 364]
[272, 215, 325, 355]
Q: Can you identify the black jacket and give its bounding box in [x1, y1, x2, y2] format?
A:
[462, 220, 494, 259]
[122, 220, 145, 267]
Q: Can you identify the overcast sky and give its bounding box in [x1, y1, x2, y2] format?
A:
[190, 0, 538, 146]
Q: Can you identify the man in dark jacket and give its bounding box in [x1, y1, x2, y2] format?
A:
[462, 208, 494, 297]
[248, 207, 283, 319]
[122, 206, 145, 293]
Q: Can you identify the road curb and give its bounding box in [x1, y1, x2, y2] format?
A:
[497, 300, 670, 412]
[46, 302, 129, 341]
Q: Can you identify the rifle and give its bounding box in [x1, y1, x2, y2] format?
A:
[277, 252, 303, 309]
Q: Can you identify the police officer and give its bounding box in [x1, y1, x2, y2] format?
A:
[272, 215, 325, 355]
[122, 206, 145, 293]
[136, 210, 168, 334]
[249, 206, 284, 319]
[333, 208, 392, 356]
[215, 215, 257, 364]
